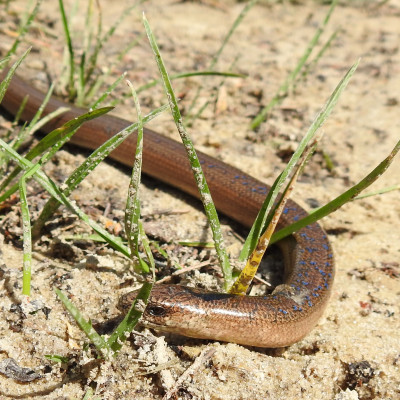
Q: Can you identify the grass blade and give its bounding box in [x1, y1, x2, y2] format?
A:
[211, 0, 259, 69]
[138, 221, 155, 277]
[107, 282, 153, 354]
[271, 138, 400, 244]
[143, 13, 232, 289]
[19, 175, 32, 295]
[84, 2, 136, 85]
[185, 0, 259, 125]
[0, 48, 31, 103]
[354, 184, 399, 200]
[55, 288, 110, 357]
[89, 72, 126, 109]
[302, 29, 340, 79]
[58, 0, 76, 100]
[124, 80, 149, 271]
[0, 57, 11, 76]
[5, 1, 41, 58]
[251, 0, 339, 129]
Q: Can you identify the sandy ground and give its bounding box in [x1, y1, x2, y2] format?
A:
[0, 0, 399, 399]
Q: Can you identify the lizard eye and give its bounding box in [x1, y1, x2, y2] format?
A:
[146, 305, 166, 317]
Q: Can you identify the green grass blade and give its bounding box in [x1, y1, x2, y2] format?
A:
[0, 53, 31, 172]
[35, 107, 113, 160]
[107, 282, 153, 354]
[271, 138, 400, 244]
[354, 184, 399, 200]
[124, 80, 147, 270]
[0, 48, 31, 103]
[80, 2, 147, 102]
[55, 288, 110, 358]
[178, 241, 215, 248]
[251, 0, 338, 129]
[76, 51, 86, 106]
[240, 59, 359, 261]
[89, 72, 126, 109]
[287, 0, 338, 88]
[0, 56, 11, 73]
[82, 388, 94, 400]
[80, 0, 100, 91]
[0, 107, 67, 196]
[184, 57, 240, 127]
[185, 0, 258, 124]
[58, 0, 76, 100]
[62, 233, 125, 244]
[210, 0, 259, 69]
[139, 221, 155, 278]
[19, 175, 32, 295]
[5, 1, 41, 58]
[62, 231, 157, 275]
[83, 0, 95, 60]
[20, 106, 70, 141]
[239, 173, 282, 261]
[143, 14, 232, 289]
[12, 96, 29, 125]
[302, 29, 340, 79]
[82, 387, 101, 400]
[19, 151, 58, 295]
